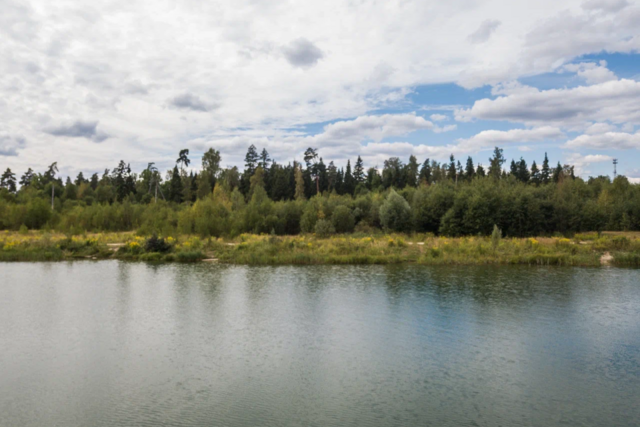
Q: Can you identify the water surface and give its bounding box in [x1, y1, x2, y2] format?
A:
[1, 262, 639, 426]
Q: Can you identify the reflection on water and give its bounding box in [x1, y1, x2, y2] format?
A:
[1, 262, 639, 426]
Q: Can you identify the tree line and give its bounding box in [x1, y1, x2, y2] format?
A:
[1, 145, 638, 236]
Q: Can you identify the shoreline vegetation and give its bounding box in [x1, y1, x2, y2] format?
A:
[1, 230, 639, 267]
[3, 145, 640, 269]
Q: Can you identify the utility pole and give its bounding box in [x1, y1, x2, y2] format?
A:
[613, 159, 618, 179]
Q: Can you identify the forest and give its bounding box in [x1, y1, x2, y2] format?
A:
[1, 145, 639, 238]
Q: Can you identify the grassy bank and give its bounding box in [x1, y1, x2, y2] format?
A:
[2, 230, 640, 267]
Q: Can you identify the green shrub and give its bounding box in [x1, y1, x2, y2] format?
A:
[144, 234, 171, 252]
[380, 190, 411, 232]
[315, 219, 335, 238]
[331, 205, 355, 233]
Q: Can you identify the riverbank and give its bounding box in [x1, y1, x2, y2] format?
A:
[2, 230, 639, 267]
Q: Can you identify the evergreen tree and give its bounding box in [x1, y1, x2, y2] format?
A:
[336, 168, 344, 194]
[74, 172, 86, 186]
[447, 155, 457, 181]
[488, 147, 505, 179]
[44, 162, 58, 183]
[343, 160, 355, 195]
[517, 158, 530, 183]
[465, 156, 475, 181]
[530, 161, 541, 185]
[456, 161, 464, 183]
[382, 157, 404, 188]
[19, 168, 34, 188]
[552, 162, 563, 183]
[1, 168, 17, 193]
[241, 145, 260, 195]
[303, 147, 319, 194]
[405, 155, 419, 187]
[90, 173, 99, 190]
[476, 164, 486, 177]
[541, 152, 551, 184]
[327, 161, 338, 191]
[176, 149, 190, 174]
[169, 166, 183, 203]
[509, 160, 518, 177]
[317, 158, 328, 193]
[419, 158, 432, 184]
[367, 167, 381, 190]
[259, 148, 271, 170]
[353, 156, 365, 184]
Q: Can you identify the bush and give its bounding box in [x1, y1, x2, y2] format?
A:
[331, 205, 355, 233]
[380, 190, 411, 232]
[314, 219, 335, 237]
[144, 234, 171, 252]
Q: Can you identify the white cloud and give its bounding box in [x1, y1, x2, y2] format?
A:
[433, 124, 457, 133]
[566, 152, 613, 175]
[456, 127, 565, 150]
[1, 0, 640, 174]
[585, 122, 616, 134]
[456, 79, 640, 127]
[561, 61, 617, 84]
[565, 131, 640, 149]
[430, 114, 448, 122]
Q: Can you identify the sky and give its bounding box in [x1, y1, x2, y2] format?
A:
[1, 0, 640, 181]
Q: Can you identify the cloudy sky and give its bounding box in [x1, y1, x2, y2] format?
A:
[1, 0, 640, 180]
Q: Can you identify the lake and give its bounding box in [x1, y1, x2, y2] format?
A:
[1, 262, 639, 426]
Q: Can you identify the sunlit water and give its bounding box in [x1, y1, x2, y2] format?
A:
[1, 262, 639, 426]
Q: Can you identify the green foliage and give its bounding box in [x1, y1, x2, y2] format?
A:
[314, 219, 335, 237]
[380, 190, 411, 232]
[331, 205, 355, 233]
[144, 234, 171, 253]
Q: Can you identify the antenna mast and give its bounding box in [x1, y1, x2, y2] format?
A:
[613, 159, 618, 179]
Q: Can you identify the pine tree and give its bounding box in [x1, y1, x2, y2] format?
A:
[169, 165, 183, 203]
[259, 148, 271, 170]
[476, 164, 486, 177]
[327, 161, 337, 191]
[517, 158, 530, 183]
[74, 172, 86, 186]
[303, 147, 319, 194]
[90, 173, 99, 190]
[343, 160, 355, 195]
[317, 158, 328, 193]
[530, 161, 541, 185]
[447, 155, 457, 181]
[552, 162, 563, 183]
[1, 168, 17, 193]
[19, 168, 34, 188]
[509, 160, 518, 177]
[465, 156, 475, 181]
[541, 152, 551, 184]
[488, 147, 505, 179]
[353, 156, 365, 184]
[406, 155, 419, 187]
[419, 158, 432, 184]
